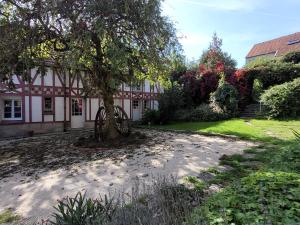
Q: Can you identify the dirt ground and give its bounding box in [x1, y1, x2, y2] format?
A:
[0, 129, 256, 223]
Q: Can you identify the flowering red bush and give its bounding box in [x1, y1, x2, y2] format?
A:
[227, 69, 254, 106]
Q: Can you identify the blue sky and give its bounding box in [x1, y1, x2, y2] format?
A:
[162, 0, 300, 67]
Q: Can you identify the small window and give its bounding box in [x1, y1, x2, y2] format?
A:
[133, 100, 139, 109]
[133, 82, 141, 91]
[44, 97, 53, 113]
[3, 99, 22, 120]
[72, 98, 83, 116]
[287, 39, 300, 45]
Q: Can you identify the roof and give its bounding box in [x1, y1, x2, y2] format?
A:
[246, 32, 300, 58]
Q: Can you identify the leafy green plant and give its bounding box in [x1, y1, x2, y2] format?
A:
[50, 192, 117, 225]
[186, 172, 300, 225]
[252, 78, 264, 102]
[51, 179, 203, 225]
[210, 76, 239, 115]
[141, 109, 160, 125]
[158, 84, 185, 124]
[185, 176, 207, 191]
[292, 129, 300, 142]
[0, 209, 20, 224]
[246, 58, 300, 88]
[282, 51, 300, 64]
[174, 104, 229, 122]
[261, 78, 300, 118]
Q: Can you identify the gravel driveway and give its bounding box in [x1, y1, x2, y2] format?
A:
[0, 129, 255, 223]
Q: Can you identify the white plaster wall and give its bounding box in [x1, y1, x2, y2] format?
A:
[55, 97, 64, 122]
[72, 76, 78, 88]
[124, 99, 131, 118]
[25, 96, 30, 122]
[32, 96, 42, 122]
[79, 72, 84, 88]
[91, 98, 99, 120]
[145, 80, 151, 92]
[44, 69, 53, 86]
[124, 83, 131, 91]
[114, 99, 122, 107]
[55, 73, 63, 87]
[44, 115, 54, 122]
[154, 83, 159, 93]
[153, 100, 159, 110]
[12, 75, 20, 85]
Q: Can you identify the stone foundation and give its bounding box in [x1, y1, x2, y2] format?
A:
[0, 122, 66, 138]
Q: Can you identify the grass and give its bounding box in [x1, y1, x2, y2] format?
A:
[153, 118, 300, 224]
[172, 118, 300, 224]
[154, 118, 300, 143]
[0, 209, 20, 224]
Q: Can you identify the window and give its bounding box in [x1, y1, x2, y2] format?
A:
[72, 98, 83, 116]
[133, 100, 139, 109]
[3, 99, 22, 120]
[287, 39, 300, 45]
[44, 97, 53, 114]
[133, 82, 141, 91]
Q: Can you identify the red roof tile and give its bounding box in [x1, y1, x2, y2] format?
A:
[246, 32, 300, 58]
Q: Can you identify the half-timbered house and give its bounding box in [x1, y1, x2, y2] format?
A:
[0, 67, 161, 137]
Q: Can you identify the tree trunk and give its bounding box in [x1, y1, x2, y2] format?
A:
[102, 91, 120, 140]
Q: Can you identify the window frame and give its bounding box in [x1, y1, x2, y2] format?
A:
[44, 96, 53, 114]
[72, 98, 83, 116]
[133, 100, 139, 109]
[3, 99, 22, 121]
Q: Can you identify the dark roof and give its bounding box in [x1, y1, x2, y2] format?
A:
[246, 32, 300, 58]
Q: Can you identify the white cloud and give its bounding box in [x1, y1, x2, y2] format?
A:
[168, 0, 262, 11]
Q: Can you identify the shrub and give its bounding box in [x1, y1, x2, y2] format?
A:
[227, 68, 255, 107]
[50, 178, 203, 225]
[158, 85, 185, 124]
[199, 69, 219, 102]
[260, 78, 300, 118]
[252, 78, 264, 102]
[210, 77, 239, 114]
[174, 104, 229, 122]
[246, 58, 300, 88]
[50, 192, 117, 225]
[179, 70, 203, 106]
[141, 109, 160, 125]
[186, 171, 300, 225]
[282, 51, 300, 64]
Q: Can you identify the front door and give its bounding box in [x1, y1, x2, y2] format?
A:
[71, 98, 85, 128]
[132, 100, 141, 121]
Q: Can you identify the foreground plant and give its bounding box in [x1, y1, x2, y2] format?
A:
[50, 192, 117, 225]
[50, 178, 203, 225]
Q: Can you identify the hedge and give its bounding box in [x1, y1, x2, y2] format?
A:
[260, 78, 300, 118]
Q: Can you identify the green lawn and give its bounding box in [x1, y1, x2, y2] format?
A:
[170, 118, 300, 224]
[154, 118, 300, 143]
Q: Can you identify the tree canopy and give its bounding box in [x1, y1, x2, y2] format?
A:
[199, 32, 237, 74]
[0, 0, 180, 139]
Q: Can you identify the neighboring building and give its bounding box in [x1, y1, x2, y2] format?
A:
[0, 67, 161, 137]
[246, 32, 300, 63]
